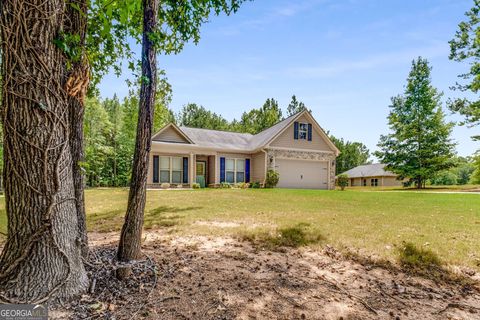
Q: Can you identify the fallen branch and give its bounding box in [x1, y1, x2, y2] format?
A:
[272, 287, 302, 308]
[319, 274, 378, 315]
[436, 302, 480, 314]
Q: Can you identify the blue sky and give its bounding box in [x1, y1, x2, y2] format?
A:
[99, 0, 478, 158]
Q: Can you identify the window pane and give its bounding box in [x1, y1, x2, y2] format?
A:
[226, 159, 235, 171]
[160, 171, 170, 183]
[196, 162, 204, 175]
[172, 171, 182, 184]
[226, 172, 235, 183]
[299, 132, 307, 139]
[236, 172, 245, 183]
[299, 123, 307, 130]
[160, 157, 170, 169]
[236, 159, 245, 172]
[172, 157, 182, 170]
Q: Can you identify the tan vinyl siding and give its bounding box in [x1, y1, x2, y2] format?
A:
[381, 176, 404, 187]
[251, 151, 266, 183]
[270, 114, 333, 151]
[349, 176, 402, 187]
[153, 126, 190, 143]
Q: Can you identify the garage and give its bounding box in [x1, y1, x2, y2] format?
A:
[275, 158, 329, 189]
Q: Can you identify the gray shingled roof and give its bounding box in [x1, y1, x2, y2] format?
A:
[177, 112, 300, 151]
[179, 127, 253, 151]
[339, 163, 397, 178]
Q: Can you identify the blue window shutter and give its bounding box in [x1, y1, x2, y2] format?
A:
[153, 156, 159, 183]
[245, 159, 250, 183]
[294, 122, 299, 140]
[308, 123, 312, 141]
[183, 157, 188, 184]
[220, 157, 226, 183]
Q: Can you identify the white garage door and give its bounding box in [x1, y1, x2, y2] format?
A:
[276, 159, 328, 189]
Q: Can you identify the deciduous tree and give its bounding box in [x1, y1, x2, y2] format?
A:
[0, 0, 88, 302]
[330, 136, 370, 175]
[117, 0, 245, 278]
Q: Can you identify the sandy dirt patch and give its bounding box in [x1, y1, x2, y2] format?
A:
[50, 231, 480, 319]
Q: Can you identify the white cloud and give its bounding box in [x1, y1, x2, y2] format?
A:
[285, 41, 448, 79]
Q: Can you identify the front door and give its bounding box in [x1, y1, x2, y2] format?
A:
[196, 161, 206, 187]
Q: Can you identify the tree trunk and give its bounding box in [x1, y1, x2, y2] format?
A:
[117, 0, 158, 279]
[65, 0, 89, 259]
[0, 0, 88, 302]
[416, 178, 422, 189]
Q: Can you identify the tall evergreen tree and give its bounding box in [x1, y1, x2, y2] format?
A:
[449, 1, 480, 140]
[286, 95, 309, 117]
[238, 98, 283, 134]
[375, 57, 456, 188]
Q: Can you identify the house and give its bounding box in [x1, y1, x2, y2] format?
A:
[147, 110, 340, 189]
[339, 163, 403, 187]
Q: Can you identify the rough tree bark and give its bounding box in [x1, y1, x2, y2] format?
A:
[65, 0, 90, 259]
[0, 0, 89, 302]
[117, 0, 158, 279]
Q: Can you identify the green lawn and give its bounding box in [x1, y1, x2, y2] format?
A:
[0, 188, 479, 269]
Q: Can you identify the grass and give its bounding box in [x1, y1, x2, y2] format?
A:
[241, 223, 325, 249]
[0, 188, 479, 269]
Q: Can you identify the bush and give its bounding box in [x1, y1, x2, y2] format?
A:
[176, 184, 183, 189]
[234, 182, 249, 189]
[430, 171, 458, 185]
[192, 183, 200, 189]
[160, 183, 170, 189]
[265, 170, 279, 188]
[337, 174, 349, 191]
[249, 181, 261, 189]
[220, 182, 231, 188]
[241, 223, 325, 250]
[397, 242, 441, 271]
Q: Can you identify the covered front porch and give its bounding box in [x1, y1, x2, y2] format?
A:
[148, 151, 256, 188]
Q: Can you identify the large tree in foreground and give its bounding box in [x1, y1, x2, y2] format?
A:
[117, 0, 159, 279]
[117, 0, 245, 278]
[375, 57, 456, 189]
[0, 0, 88, 302]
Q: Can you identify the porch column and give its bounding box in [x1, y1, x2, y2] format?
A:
[189, 153, 194, 188]
[214, 154, 218, 184]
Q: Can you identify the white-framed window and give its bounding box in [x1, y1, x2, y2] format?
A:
[225, 158, 246, 183]
[159, 156, 183, 184]
[371, 178, 378, 187]
[160, 156, 170, 183]
[299, 122, 308, 140]
[236, 159, 245, 183]
[172, 157, 183, 184]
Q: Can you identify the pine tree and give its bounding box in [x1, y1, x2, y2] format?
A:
[286, 95, 308, 117]
[375, 57, 456, 188]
